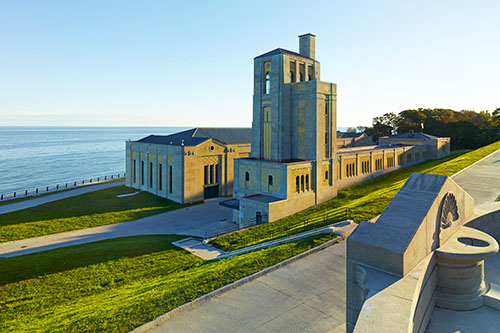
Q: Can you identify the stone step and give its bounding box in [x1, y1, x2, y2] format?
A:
[484, 282, 500, 310]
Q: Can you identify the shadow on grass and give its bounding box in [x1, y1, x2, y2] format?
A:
[0, 235, 189, 286]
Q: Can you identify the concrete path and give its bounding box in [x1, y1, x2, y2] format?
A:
[147, 241, 348, 333]
[0, 181, 125, 214]
[174, 221, 356, 260]
[0, 198, 233, 258]
[452, 148, 500, 215]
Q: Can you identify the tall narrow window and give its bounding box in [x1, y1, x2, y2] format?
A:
[265, 72, 271, 94]
[149, 162, 153, 188]
[159, 164, 162, 190]
[245, 172, 249, 182]
[263, 107, 272, 159]
[305, 174, 309, 190]
[268, 175, 273, 186]
[296, 176, 300, 193]
[210, 165, 214, 184]
[215, 165, 219, 184]
[290, 71, 295, 82]
[325, 170, 329, 180]
[325, 100, 330, 158]
[169, 165, 173, 193]
[308, 65, 313, 81]
[204, 165, 209, 185]
[133, 160, 136, 183]
[141, 161, 144, 185]
[301, 175, 305, 192]
[299, 63, 305, 82]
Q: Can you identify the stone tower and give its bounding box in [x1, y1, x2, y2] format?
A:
[228, 34, 338, 224]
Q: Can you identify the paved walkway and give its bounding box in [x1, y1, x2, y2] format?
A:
[0, 181, 125, 214]
[174, 221, 356, 260]
[147, 241, 348, 333]
[452, 148, 500, 215]
[0, 198, 233, 258]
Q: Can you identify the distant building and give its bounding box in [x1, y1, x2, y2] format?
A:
[337, 131, 373, 149]
[379, 131, 450, 159]
[125, 128, 251, 203]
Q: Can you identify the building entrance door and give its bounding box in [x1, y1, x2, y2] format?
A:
[204, 184, 219, 199]
[256, 212, 262, 225]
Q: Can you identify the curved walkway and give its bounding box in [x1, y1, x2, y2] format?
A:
[0, 181, 125, 214]
[452, 148, 500, 215]
[0, 198, 233, 258]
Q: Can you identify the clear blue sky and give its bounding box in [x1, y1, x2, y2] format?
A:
[1, 0, 499, 127]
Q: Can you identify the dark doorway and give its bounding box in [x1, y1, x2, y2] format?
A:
[204, 184, 219, 199]
[256, 211, 263, 225]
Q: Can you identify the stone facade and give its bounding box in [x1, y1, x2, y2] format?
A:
[346, 173, 499, 332]
[231, 34, 338, 224]
[125, 128, 251, 203]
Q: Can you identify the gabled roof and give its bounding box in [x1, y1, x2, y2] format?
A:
[255, 48, 313, 60]
[391, 132, 440, 140]
[337, 131, 366, 139]
[137, 127, 252, 146]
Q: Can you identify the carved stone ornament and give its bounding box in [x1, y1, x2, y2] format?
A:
[440, 192, 459, 229]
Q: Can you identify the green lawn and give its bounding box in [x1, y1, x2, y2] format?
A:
[0, 185, 201, 242]
[0, 233, 337, 332]
[211, 140, 500, 251]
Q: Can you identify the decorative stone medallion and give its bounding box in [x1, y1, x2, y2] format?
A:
[440, 192, 459, 229]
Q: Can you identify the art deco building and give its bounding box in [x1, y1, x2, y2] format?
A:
[226, 34, 339, 224]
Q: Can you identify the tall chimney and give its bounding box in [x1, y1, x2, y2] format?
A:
[299, 33, 316, 59]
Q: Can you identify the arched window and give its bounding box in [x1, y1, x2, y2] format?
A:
[290, 71, 295, 83]
[245, 172, 249, 182]
[265, 72, 271, 94]
[299, 73, 304, 82]
[301, 175, 305, 192]
[296, 176, 300, 193]
[308, 74, 312, 81]
[268, 175, 273, 186]
[305, 174, 309, 191]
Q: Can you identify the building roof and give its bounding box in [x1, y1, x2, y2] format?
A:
[391, 132, 440, 140]
[337, 131, 366, 139]
[254, 48, 313, 60]
[137, 127, 252, 146]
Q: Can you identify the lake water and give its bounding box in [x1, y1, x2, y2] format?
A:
[0, 127, 188, 194]
[0, 126, 350, 195]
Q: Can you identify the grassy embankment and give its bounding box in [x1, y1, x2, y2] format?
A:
[211, 139, 500, 251]
[0, 185, 201, 242]
[0, 233, 337, 332]
[0, 178, 125, 207]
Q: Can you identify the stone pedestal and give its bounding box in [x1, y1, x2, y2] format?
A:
[435, 227, 499, 311]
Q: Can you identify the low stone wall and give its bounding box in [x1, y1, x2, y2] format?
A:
[352, 253, 436, 333]
[466, 210, 500, 243]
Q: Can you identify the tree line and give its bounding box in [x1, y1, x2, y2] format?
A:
[362, 108, 500, 149]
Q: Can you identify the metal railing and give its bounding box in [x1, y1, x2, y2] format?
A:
[0, 172, 126, 201]
[205, 214, 269, 239]
[205, 207, 352, 249]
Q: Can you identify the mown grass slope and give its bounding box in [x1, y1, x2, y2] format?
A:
[212, 139, 500, 251]
[0, 185, 200, 242]
[0, 233, 336, 332]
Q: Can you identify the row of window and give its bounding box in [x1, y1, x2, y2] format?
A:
[346, 163, 356, 178]
[361, 161, 370, 174]
[374, 158, 383, 171]
[132, 159, 172, 193]
[264, 62, 315, 95]
[204, 164, 219, 185]
[296, 174, 310, 193]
